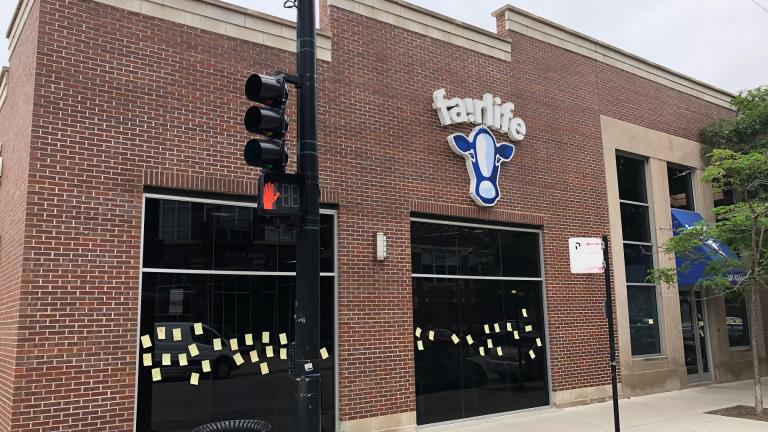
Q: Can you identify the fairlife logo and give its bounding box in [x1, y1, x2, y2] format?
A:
[432, 89, 526, 207]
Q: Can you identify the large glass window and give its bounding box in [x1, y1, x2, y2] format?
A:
[617, 155, 661, 356]
[667, 164, 695, 211]
[725, 297, 750, 348]
[411, 220, 547, 425]
[137, 196, 336, 432]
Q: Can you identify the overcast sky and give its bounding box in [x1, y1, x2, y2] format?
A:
[1, 0, 766, 93]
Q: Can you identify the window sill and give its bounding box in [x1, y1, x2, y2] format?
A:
[729, 346, 752, 352]
[632, 355, 667, 362]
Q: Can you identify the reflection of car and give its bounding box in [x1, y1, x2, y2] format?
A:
[725, 316, 746, 340]
[485, 343, 544, 380]
[154, 322, 234, 379]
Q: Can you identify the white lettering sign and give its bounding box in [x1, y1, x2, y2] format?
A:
[432, 89, 526, 141]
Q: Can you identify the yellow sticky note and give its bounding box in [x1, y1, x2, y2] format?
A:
[320, 347, 329, 359]
[249, 350, 259, 363]
[648, 318, 655, 325]
[494, 323, 501, 333]
[190, 372, 199, 386]
[172, 328, 182, 341]
[229, 338, 239, 351]
[188, 343, 200, 357]
[529, 349, 536, 359]
[522, 308, 528, 318]
[162, 353, 171, 366]
[479, 347, 485, 356]
[536, 338, 543, 347]
[245, 333, 254, 346]
[525, 325, 533, 332]
[213, 338, 222, 351]
[514, 331, 520, 340]
[151, 368, 162, 382]
[194, 322, 203, 335]
[178, 353, 188, 366]
[260, 362, 269, 375]
[417, 340, 424, 351]
[496, 347, 503, 356]
[428, 330, 435, 341]
[483, 324, 490, 334]
[140, 334, 152, 349]
[262, 332, 270, 344]
[202, 360, 211, 373]
[507, 322, 513, 332]
[266, 346, 274, 358]
[156, 327, 166, 340]
[415, 327, 422, 338]
[451, 334, 460, 344]
[487, 339, 493, 348]
[279, 348, 287, 360]
[466, 335, 474, 345]
[279, 333, 288, 346]
[142, 353, 152, 367]
[233, 352, 244, 366]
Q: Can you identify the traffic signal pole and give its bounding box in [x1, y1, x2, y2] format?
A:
[294, 0, 322, 431]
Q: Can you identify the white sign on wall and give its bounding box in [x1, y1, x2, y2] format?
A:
[568, 237, 605, 274]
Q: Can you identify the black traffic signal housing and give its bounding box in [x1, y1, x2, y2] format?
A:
[243, 74, 290, 171]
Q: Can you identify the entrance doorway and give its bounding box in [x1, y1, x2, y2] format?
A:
[679, 290, 711, 383]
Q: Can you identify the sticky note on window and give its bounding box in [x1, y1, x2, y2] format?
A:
[487, 339, 493, 348]
[142, 353, 152, 367]
[648, 319, 654, 325]
[496, 347, 503, 356]
[156, 327, 166, 340]
[229, 338, 239, 351]
[140, 335, 152, 349]
[320, 347, 329, 360]
[213, 338, 222, 351]
[178, 353, 188, 366]
[479, 347, 485, 356]
[172, 328, 182, 341]
[522, 308, 528, 318]
[417, 340, 424, 351]
[262, 332, 270, 344]
[536, 338, 542, 347]
[233, 352, 244, 366]
[279, 348, 287, 360]
[415, 327, 422, 338]
[260, 362, 269, 375]
[525, 325, 533, 332]
[494, 323, 501, 333]
[151, 368, 162, 382]
[194, 323, 203, 335]
[249, 350, 259, 363]
[451, 334, 460, 344]
[428, 330, 435, 341]
[279, 333, 288, 345]
[190, 372, 199, 386]
[529, 349, 536, 359]
[202, 360, 211, 373]
[514, 331, 520, 340]
[266, 346, 274, 358]
[245, 333, 253, 346]
[507, 322, 513, 332]
[483, 324, 490, 334]
[466, 335, 474, 345]
[188, 343, 200, 357]
[162, 353, 171, 366]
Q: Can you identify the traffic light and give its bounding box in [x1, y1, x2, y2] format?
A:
[243, 74, 289, 171]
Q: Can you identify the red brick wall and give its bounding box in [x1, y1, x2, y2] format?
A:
[0, 0, 736, 429]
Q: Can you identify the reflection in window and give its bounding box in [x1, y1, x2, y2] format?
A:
[667, 164, 695, 211]
[627, 285, 661, 356]
[725, 297, 750, 348]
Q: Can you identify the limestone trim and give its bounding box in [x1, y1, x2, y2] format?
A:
[327, 0, 511, 61]
[0, 67, 8, 110]
[88, 0, 332, 61]
[339, 411, 416, 432]
[5, 0, 36, 58]
[493, 5, 734, 109]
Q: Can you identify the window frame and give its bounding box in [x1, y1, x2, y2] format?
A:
[724, 297, 751, 349]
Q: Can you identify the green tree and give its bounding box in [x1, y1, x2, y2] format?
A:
[650, 86, 768, 416]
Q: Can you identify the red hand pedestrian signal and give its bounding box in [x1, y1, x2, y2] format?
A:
[263, 182, 281, 210]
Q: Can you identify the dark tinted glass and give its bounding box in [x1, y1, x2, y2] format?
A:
[616, 155, 647, 203]
[627, 285, 661, 356]
[725, 297, 750, 347]
[623, 243, 654, 284]
[212, 205, 278, 272]
[667, 165, 695, 210]
[411, 222, 459, 275]
[458, 226, 501, 276]
[714, 188, 735, 208]
[619, 203, 651, 243]
[137, 274, 335, 432]
[143, 199, 213, 269]
[500, 230, 542, 278]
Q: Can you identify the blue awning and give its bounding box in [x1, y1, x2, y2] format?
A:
[670, 209, 744, 287]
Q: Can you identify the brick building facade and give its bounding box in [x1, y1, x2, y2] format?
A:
[0, 0, 764, 431]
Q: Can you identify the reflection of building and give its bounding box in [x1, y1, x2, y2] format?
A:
[0, 0, 765, 431]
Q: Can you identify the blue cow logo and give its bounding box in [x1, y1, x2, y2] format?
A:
[448, 126, 515, 207]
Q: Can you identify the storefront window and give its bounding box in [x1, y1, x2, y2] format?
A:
[725, 297, 750, 348]
[411, 220, 547, 425]
[617, 154, 661, 356]
[137, 196, 336, 432]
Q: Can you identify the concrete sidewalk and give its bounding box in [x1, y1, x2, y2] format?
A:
[425, 380, 767, 432]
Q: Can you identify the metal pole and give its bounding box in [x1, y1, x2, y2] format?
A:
[602, 235, 621, 432]
[295, 0, 321, 431]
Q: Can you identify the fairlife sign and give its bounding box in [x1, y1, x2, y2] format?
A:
[432, 89, 527, 207]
